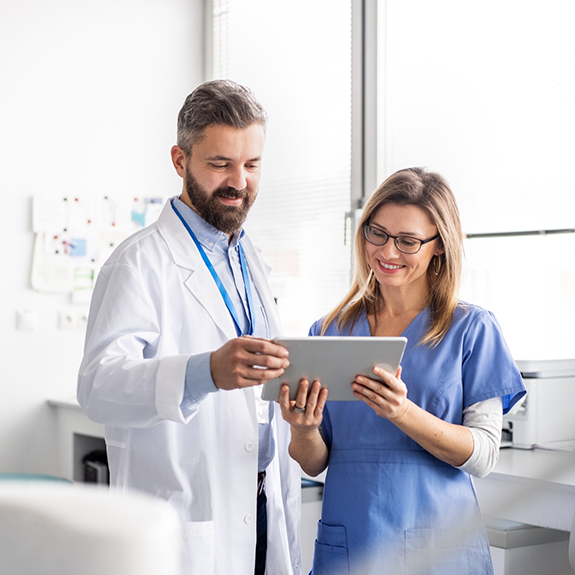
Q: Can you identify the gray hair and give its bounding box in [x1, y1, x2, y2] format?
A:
[177, 79, 268, 154]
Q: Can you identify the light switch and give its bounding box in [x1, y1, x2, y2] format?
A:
[17, 309, 38, 331]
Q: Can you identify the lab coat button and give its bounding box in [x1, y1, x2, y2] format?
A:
[244, 514, 254, 524]
[245, 442, 255, 452]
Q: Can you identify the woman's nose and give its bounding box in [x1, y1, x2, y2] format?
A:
[379, 237, 400, 258]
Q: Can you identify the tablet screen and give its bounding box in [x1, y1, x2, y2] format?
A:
[262, 336, 407, 402]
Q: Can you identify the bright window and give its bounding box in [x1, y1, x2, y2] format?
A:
[212, 0, 353, 335]
[376, 0, 575, 359]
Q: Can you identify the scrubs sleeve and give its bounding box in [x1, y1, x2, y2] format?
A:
[461, 308, 526, 414]
[308, 319, 323, 337]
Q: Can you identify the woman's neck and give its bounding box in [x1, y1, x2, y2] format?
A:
[368, 285, 429, 337]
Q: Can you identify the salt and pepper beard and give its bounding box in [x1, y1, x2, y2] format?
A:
[184, 164, 256, 236]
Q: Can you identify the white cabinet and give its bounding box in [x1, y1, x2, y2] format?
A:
[48, 398, 105, 482]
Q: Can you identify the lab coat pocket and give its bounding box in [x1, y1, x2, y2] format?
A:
[182, 520, 216, 573]
[404, 526, 491, 575]
[313, 520, 349, 575]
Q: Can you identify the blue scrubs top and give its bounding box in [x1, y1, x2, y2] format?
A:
[309, 302, 526, 575]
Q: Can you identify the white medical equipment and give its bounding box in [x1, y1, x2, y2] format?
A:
[0, 482, 181, 575]
[502, 359, 575, 450]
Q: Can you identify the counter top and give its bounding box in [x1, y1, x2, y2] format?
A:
[48, 397, 82, 410]
[475, 448, 575, 531]
[492, 448, 575, 490]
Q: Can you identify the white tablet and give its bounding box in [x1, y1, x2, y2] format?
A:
[262, 336, 408, 402]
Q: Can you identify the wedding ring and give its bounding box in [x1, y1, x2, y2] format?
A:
[293, 405, 306, 414]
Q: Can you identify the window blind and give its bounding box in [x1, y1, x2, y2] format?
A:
[212, 0, 353, 335]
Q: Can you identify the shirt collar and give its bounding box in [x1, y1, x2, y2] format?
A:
[173, 196, 245, 252]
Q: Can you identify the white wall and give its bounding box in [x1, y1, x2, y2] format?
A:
[0, 0, 204, 475]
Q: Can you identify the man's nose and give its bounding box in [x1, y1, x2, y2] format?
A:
[226, 167, 247, 190]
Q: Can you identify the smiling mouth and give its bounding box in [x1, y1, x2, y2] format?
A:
[379, 260, 403, 270]
[215, 188, 247, 206]
[218, 196, 243, 205]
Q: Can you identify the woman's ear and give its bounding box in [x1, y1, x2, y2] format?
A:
[435, 240, 445, 256]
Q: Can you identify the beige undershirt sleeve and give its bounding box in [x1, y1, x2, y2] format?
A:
[455, 396, 503, 479]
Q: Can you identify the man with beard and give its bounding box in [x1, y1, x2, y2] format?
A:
[77, 80, 303, 575]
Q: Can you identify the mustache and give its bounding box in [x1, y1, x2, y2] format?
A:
[213, 187, 248, 200]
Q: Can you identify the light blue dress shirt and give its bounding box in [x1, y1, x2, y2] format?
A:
[174, 197, 275, 472]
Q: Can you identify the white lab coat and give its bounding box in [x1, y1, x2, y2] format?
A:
[77, 200, 303, 575]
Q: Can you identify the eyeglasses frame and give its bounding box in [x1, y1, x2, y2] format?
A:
[362, 224, 440, 255]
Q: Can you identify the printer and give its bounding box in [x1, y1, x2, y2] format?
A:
[502, 359, 575, 449]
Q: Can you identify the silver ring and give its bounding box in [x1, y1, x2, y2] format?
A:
[293, 405, 306, 414]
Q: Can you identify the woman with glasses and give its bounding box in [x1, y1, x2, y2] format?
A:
[279, 167, 526, 575]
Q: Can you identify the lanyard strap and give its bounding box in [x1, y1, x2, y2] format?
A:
[238, 242, 255, 334]
[171, 200, 254, 336]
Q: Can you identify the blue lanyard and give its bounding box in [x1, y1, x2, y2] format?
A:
[171, 200, 254, 336]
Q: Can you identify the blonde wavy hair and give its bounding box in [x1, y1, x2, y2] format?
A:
[321, 167, 463, 346]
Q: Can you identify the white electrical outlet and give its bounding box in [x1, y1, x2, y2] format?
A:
[59, 311, 77, 330]
[77, 311, 89, 329]
[58, 309, 90, 330]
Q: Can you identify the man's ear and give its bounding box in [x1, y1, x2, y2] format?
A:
[171, 145, 187, 178]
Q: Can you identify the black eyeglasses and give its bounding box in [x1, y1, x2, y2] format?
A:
[362, 224, 440, 254]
